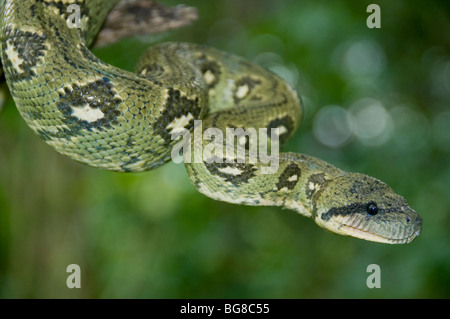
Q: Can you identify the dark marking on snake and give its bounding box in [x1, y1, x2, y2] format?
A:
[57, 78, 122, 132]
[321, 202, 371, 222]
[266, 115, 294, 144]
[1, 27, 48, 82]
[195, 55, 221, 89]
[276, 163, 301, 190]
[233, 76, 262, 104]
[153, 87, 202, 145]
[204, 158, 257, 186]
[306, 173, 327, 200]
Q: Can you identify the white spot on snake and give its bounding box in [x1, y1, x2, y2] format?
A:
[49, 6, 60, 16]
[277, 125, 288, 135]
[287, 175, 298, 182]
[277, 186, 290, 192]
[218, 166, 243, 176]
[204, 70, 216, 85]
[235, 84, 249, 99]
[5, 41, 24, 73]
[166, 113, 194, 134]
[308, 180, 324, 194]
[71, 104, 104, 122]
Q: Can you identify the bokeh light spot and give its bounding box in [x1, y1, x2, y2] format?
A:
[350, 98, 393, 146]
[313, 105, 354, 148]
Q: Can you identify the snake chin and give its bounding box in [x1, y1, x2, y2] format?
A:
[338, 222, 421, 244]
[314, 212, 422, 244]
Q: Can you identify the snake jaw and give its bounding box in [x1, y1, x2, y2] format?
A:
[314, 210, 422, 244]
[338, 217, 422, 244]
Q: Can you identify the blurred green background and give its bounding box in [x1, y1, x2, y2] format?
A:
[0, 0, 449, 298]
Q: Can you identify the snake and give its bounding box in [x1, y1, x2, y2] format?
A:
[0, 0, 422, 244]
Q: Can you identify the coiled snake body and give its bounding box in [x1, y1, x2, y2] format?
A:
[0, 0, 422, 244]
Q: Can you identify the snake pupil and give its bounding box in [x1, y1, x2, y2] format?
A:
[366, 202, 378, 216]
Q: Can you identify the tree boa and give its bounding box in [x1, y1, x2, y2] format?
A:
[0, 0, 422, 244]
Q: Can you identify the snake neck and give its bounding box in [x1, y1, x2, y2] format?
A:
[185, 150, 344, 219]
[267, 153, 344, 218]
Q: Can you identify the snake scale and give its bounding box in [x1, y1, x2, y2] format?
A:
[0, 0, 422, 244]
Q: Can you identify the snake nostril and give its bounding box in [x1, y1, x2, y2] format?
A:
[406, 216, 412, 223]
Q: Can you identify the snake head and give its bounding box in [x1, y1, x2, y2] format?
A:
[313, 173, 422, 244]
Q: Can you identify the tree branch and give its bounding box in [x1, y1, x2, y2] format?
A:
[94, 0, 198, 47]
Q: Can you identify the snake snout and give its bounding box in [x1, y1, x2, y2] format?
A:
[400, 205, 422, 243]
[407, 213, 423, 243]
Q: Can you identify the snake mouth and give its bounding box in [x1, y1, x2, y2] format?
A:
[315, 212, 422, 244]
[339, 224, 421, 244]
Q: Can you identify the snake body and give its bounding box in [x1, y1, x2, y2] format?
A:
[0, 0, 422, 244]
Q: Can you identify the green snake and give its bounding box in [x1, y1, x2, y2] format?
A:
[0, 0, 422, 244]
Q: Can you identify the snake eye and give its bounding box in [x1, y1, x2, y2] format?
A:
[366, 202, 378, 216]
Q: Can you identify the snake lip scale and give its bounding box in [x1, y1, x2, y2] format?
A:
[0, 0, 423, 244]
[339, 224, 420, 245]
